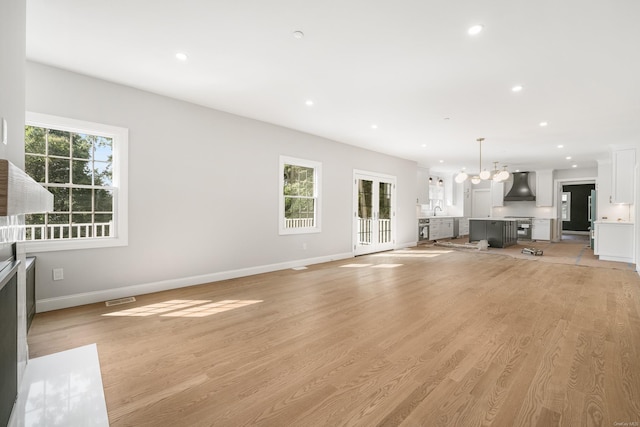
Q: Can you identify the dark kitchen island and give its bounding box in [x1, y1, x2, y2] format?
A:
[469, 218, 518, 248]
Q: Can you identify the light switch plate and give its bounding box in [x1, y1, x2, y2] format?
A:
[1, 118, 7, 145]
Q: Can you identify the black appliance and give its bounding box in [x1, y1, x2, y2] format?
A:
[0, 243, 19, 427]
[418, 218, 430, 242]
[505, 216, 533, 241]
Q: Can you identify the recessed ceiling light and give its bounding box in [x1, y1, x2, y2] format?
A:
[468, 25, 483, 36]
[305, 100, 314, 106]
[293, 30, 304, 39]
[421, 144, 427, 148]
[512, 85, 523, 92]
[572, 164, 578, 168]
[566, 156, 572, 160]
[515, 169, 520, 172]
[539, 122, 548, 127]
[439, 160, 444, 163]
[557, 145, 564, 148]
[371, 124, 378, 129]
[461, 166, 466, 170]
[175, 52, 188, 61]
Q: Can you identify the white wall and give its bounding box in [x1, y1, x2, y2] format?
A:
[26, 62, 418, 309]
[555, 167, 597, 181]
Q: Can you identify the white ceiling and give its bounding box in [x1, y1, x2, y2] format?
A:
[26, 0, 640, 174]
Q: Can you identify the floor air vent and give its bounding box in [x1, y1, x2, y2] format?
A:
[105, 297, 136, 307]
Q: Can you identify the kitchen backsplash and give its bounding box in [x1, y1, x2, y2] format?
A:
[492, 202, 556, 218]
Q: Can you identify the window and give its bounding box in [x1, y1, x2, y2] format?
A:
[561, 192, 571, 221]
[279, 156, 321, 235]
[23, 112, 128, 251]
[428, 176, 445, 212]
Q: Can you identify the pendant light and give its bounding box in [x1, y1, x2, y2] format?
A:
[455, 137, 510, 184]
[498, 166, 510, 181]
[454, 169, 468, 183]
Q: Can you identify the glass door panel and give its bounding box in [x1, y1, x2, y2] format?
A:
[357, 179, 373, 248]
[378, 181, 392, 244]
[354, 173, 395, 255]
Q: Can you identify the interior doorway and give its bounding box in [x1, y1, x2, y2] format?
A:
[555, 178, 596, 242]
[561, 184, 595, 234]
[353, 171, 396, 255]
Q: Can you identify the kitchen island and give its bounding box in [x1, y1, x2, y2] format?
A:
[469, 218, 518, 248]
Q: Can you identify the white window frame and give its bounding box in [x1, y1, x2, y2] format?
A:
[24, 112, 128, 252]
[279, 155, 322, 235]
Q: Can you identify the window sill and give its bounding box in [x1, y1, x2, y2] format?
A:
[278, 227, 322, 236]
[22, 236, 128, 253]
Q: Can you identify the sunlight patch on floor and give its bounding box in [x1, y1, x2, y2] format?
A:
[102, 299, 262, 318]
[103, 299, 209, 317]
[162, 300, 263, 318]
[372, 252, 446, 258]
[340, 263, 403, 269]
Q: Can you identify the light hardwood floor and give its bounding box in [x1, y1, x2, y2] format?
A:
[28, 247, 640, 426]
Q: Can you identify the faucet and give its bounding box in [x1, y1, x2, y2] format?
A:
[434, 206, 443, 216]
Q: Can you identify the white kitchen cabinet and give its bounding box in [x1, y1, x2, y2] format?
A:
[594, 221, 634, 263]
[430, 217, 454, 240]
[491, 181, 504, 207]
[535, 170, 554, 207]
[532, 219, 551, 240]
[612, 148, 636, 204]
[416, 167, 430, 204]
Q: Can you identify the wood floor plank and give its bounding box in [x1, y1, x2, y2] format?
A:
[27, 246, 640, 426]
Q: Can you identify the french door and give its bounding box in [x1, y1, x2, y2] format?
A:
[353, 171, 396, 255]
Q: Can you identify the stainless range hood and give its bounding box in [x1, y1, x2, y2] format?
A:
[504, 172, 536, 201]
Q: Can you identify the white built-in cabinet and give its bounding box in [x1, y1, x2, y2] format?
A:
[594, 221, 634, 263]
[612, 148, 636, 204]
[430, 217, 454, 240]
[416, 167, 429, 204]
[535, 170, 554, 207]
[491, 181, 504, 207]
[532, 219, 552, 240]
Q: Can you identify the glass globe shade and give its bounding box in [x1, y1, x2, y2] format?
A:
[498, 170, 510, 180]
[479, 170, 491, 180]
[471, 176, 481, 185]
[455, 172, 468, 183]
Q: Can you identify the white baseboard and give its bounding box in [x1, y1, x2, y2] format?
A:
[36, 252, 353, 312]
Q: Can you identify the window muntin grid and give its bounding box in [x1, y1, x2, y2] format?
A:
[25, 126, 114, 240]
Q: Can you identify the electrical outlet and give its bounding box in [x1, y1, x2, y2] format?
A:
[53, 268, 64, 281]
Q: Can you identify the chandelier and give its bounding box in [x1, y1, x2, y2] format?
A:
[455, 138, 510, 184]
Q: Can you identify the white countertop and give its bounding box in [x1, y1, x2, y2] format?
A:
[469, 217, 519, 221]
[418, 216, 461, 219]
[594, 220, 634, 225]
